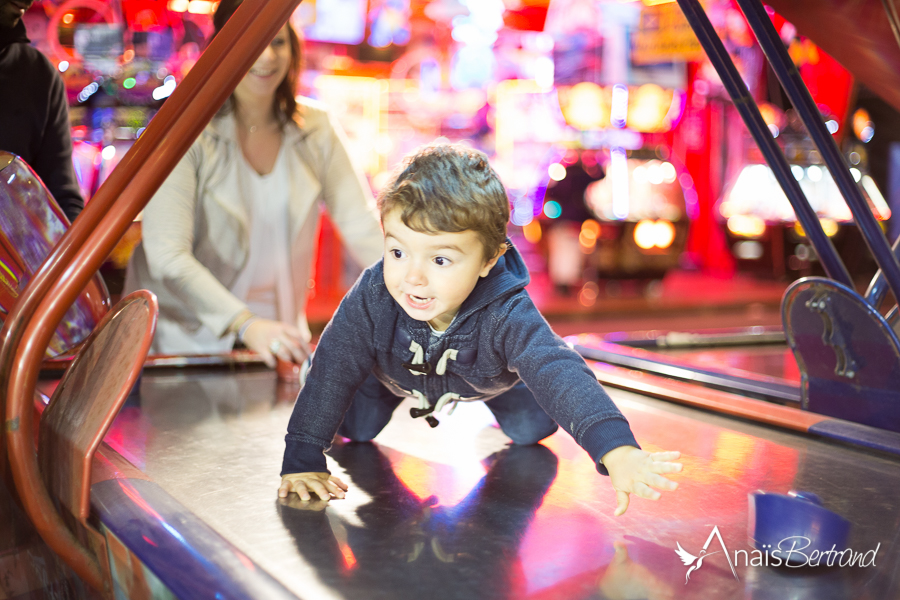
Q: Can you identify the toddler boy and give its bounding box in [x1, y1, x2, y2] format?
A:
[279, 144, 681, 515]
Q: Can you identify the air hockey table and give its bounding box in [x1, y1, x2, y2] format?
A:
[26, 338, 900, 600]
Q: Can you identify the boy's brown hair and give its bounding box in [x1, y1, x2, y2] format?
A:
[377, 144, 510, 261]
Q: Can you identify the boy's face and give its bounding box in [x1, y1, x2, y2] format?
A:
[382, 208, 504, 332]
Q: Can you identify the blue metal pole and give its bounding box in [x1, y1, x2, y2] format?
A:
[735, 0, 900, 304]
[674, 0, 853, 288]
[865, 235, 900, 306]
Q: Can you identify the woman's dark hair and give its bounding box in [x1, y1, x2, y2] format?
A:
[212, 0, 304, 127]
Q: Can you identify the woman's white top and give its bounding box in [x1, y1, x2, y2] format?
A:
[230, 143, 294, 323]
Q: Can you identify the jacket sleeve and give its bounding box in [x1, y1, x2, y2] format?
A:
[34, 68, 84, 223]
[139, 141, 248, 336]
[314, 109, 384, 269]
[494, 293, 638, 472]
[282, 269, 379, 475]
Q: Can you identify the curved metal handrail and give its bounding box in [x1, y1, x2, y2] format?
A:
[0, 0, 302, 590]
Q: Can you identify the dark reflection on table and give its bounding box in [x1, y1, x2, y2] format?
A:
[0, 474, 101, 599]
[278, 442, 558, 600]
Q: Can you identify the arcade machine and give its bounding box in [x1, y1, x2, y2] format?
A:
[500, 1, 694, 297]
[494, 82, 693, 299]
[555, 145, 691, 282]
[718, 60, 891, 281]
[3, 1, 900, 599]
[719, 152, 890, 280]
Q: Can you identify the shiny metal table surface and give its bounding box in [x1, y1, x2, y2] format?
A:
[649, 345, 800, 384]
[106, 367, 900, 599]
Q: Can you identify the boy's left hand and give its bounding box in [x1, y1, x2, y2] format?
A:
[601, 446, 682, 516]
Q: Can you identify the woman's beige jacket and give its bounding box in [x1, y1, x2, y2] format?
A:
[125, 97, 383, 353]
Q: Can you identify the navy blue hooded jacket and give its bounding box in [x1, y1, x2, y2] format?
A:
[282, 243, 638, 475]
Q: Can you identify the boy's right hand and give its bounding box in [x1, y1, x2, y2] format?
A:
[601, 446, 681, 516]
[278, 472, 348, 502]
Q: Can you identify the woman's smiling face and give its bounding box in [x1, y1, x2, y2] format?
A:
[381, 208, 503, 332]
[234, 25, 291, 101]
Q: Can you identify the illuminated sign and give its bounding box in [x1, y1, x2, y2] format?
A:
[632, 3, 703, 65]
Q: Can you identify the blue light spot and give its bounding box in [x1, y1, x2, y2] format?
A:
[544, 201, 562, 219]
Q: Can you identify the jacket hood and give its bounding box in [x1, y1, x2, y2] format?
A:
[0, 20, 29, 49]
[452, 239, 530, 326]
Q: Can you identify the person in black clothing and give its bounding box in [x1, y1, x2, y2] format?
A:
[0, 0, 84, 222]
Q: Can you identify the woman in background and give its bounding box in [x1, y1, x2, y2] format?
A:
[126, 0, 383, 368]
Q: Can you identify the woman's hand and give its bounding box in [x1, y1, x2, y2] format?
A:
[241, 318, 310, 368]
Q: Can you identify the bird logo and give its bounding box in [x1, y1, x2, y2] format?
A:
[674, 526, 739, 584]
[675, 542, 719, 584]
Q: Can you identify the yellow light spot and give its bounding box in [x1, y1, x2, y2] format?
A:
[727, 214, 766, 238]
[187, 0, 215, 14]
[548, 163, 566, 181]
[655, 219, 675, 249]
[634, 219, 656, 249]
[634, 219, 677, 249]
[523, 219, 542, 244]
[627, 84, 673, 132]
[579, 230, 597, 252]
[819, 218, 838, 237]
[582, 219, 600, 236]
[559, 82, 608, 130]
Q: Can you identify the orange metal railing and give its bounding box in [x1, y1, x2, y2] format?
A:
[0, 0, 303, 590]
